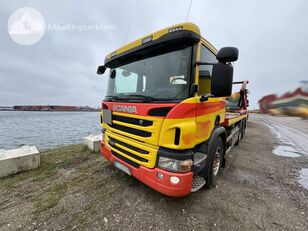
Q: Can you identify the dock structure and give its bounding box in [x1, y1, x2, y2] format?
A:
[84, 134, 102, 152]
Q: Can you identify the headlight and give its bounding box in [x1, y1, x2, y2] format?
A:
[158, 156, 192, 172]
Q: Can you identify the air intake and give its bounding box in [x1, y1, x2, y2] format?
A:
[148, 107, 172, 117]
[174, 128, 181, 145]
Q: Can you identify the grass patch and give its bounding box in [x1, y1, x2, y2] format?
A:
[0, 144, 99, 189]
[0, 144, 107, 218]
[40, 144, 97, 170]
[52, 206, 67, 216]
[33, 182, 68, 215]
[0, 171, 35, 189]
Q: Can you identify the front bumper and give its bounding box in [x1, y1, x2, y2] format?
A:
[100, 142, 193, 197]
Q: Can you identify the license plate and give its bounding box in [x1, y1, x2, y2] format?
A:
[103, 109, 112, 125]
[114, 161, 131, 175]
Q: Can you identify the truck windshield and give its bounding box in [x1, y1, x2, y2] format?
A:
[106, 46, 192, 102]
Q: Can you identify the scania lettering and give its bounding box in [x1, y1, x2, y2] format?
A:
[112, 105, 138, 114]
[97, 23, 249, 197]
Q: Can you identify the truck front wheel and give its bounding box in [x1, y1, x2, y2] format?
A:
[205, 137, 224, 188]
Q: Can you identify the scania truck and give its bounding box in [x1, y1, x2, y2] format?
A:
[97, 23, 249, 197]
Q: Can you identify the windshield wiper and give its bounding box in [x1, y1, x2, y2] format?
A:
[125, 94, 155, 102]
[105, 94, 153, 102]
[105, 95, 119, 101]
[127, 94, 155, 100]
[105, 94, 177, 102]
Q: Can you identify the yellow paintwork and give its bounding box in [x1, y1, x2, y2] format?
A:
[103, 111, 164, 147]
[225, 114, 247, 126]
[105, 23, 200, 60]
[200, 38, 218, 55]
[101, 99, 226, 168]
[105, 131, 158, 168]
[159, 97, 197, 150]
[198, 78, 211, 95]
[101, 23, 244, 169]
[158, 97, 225, 150]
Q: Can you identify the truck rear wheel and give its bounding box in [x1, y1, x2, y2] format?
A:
[205, 137, 224, 188]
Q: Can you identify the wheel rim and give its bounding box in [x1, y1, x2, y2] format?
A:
[213, 146, 221, 176]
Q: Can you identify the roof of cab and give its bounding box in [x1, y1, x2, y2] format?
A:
[105, 22, 217, 60]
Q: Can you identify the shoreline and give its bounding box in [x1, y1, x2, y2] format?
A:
[0, 119, 308, 230]
[0, 110, 100, 112]
[0, 111, 101, 151]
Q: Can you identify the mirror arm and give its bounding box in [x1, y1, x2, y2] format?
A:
[195, 61, 216, 66]
[200, 93, 214, 102]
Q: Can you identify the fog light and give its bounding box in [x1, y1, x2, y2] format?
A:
[170, 176, 180, 185]
[157, 172, 164, 180]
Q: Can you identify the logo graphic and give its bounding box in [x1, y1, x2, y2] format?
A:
[8, 7, 46, 45]
[112, 105, 138, 114]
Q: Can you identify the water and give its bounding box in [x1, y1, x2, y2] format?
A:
[253, 113, 308, 155]
[272, 145, 301, 157]
[0, 111, 101, 150]
[298, 168, 308, 190]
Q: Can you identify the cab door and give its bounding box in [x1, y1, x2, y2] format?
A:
[195, 43, 225, 144]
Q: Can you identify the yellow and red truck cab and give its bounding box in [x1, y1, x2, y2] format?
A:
[98, 23, 249, 197]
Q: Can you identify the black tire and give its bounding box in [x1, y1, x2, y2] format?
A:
[205, 137, 224, 188]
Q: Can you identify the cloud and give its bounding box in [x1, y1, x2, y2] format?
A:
[0, 0, 307, 108]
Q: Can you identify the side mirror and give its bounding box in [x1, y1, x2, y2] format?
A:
[97, 65, 106, 75]
[216, 47, 238, 63]
[210, 47, 239, 97]
[211, 63, 234, 97]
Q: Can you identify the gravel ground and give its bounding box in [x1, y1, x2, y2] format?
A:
[0, 115, 307, 231]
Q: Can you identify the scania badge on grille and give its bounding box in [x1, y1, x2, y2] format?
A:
[139, 120, 144, 126]
[112, 105, 138, 114]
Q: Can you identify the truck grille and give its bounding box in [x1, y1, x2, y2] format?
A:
[105, 131, 157, 168]
[112, 114, 153, 126]
[107, 112, 155, 139]
[111, 151, 140, 168]
[108, 137, 149, 163]
[109, 137, 149, 154]
[103, 111, 163, 168]
[110, 123, 151, 137]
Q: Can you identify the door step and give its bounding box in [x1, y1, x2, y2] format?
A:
[193, 152, 207, 166]
[191, 175, 206, 192]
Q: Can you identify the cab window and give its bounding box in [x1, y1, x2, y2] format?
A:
[199, 45, 217, 95]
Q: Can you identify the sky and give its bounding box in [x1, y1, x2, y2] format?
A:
[0, 0, 307, 109]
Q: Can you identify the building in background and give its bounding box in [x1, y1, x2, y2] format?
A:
[13, 105, 99, 111]
[0, 106, 14, 111]
[258, 81, 308, 118]
[258, 94, 277, 114]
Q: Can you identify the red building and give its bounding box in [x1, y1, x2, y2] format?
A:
[258, 81, 308, 114]
[13, 105, 78, 111]
[258, 94, 277, 113]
